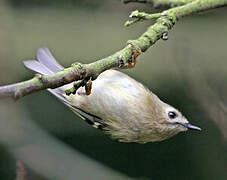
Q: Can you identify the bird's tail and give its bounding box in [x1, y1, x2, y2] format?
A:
[23, 47, 68, 103]
[24, 47, 64, 75]
[23, 47, 104, 127]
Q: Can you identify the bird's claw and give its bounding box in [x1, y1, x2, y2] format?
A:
[124, 43, 141, 69]
[85, 78, 92, 96]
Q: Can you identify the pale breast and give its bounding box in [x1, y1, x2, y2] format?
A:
[65, 70, 151, 122]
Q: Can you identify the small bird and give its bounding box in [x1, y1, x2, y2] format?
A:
[24, 47, 201, 143]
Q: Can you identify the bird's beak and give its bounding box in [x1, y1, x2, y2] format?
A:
[178, 122, 201, 131]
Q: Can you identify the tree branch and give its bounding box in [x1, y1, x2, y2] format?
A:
[0, 0, 227, 100]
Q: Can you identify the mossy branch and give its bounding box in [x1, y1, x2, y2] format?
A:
[0, 0, 227, 100]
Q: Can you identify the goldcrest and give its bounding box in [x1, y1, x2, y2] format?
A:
[24, 48, 201, 143]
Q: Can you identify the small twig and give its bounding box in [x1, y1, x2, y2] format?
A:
[15, 161, 26, 180]
[125, 18, 142, 27]
[65, 80, 84, 95]
[125, 10, 162, 26]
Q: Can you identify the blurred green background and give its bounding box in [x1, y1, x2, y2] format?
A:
[0, 0, 227, 179]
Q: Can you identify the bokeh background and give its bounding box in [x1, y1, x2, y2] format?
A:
[0, 0, 227, 179]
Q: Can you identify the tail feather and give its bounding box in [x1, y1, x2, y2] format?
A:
[23, 60, 53, 75]
[23, 47, 67, 102]
[36, 47, 64, 73]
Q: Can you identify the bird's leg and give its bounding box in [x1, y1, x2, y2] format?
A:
[124, 43, 141, 69]
[85, 78, 92, 95]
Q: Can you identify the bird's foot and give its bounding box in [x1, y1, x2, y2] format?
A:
[124, 43, 141, 69]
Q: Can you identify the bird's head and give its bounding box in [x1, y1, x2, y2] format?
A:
[149, 103, 201, 142]
[136, 93, 202, 143]
[164, 105, 200, 130]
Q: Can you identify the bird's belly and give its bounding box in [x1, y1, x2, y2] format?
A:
[68, 76, 149, 122]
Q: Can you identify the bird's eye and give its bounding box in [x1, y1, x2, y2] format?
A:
[168, 111, 177, 119]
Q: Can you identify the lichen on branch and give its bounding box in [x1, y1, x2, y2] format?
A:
[0, 0, 227, 100]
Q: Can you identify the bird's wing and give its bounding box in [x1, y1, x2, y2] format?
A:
[23, 47, 106, 129]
